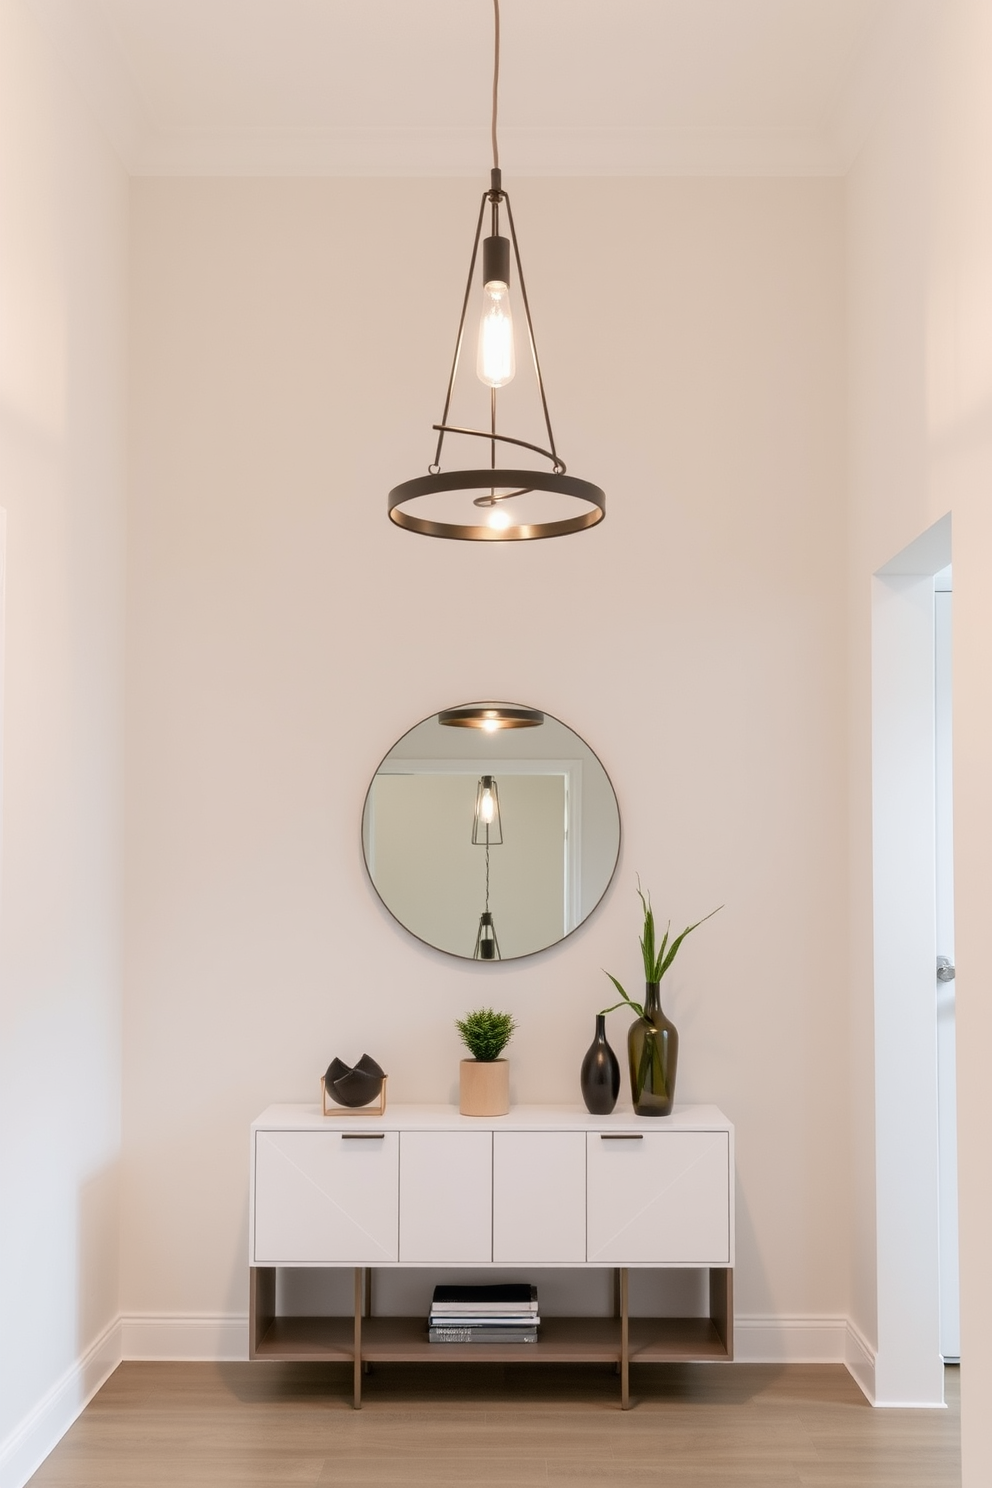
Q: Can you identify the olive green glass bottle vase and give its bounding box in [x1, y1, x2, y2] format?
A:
[628, 981, 678, 1117]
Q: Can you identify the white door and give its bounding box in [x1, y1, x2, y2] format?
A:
[253, 1131, 399, 1264]
[399, 1131, 492, 1263]
[493, 1131, 586, 1263]
[934, 584, 959, 1361]
[586, 1132, 731, 1265]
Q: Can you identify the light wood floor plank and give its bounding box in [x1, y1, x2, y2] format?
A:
[26, 1361, 960, 1488]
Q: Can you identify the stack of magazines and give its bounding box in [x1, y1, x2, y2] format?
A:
[428, 1283, 540, 1343]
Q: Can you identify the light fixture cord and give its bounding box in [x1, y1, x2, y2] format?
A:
[484, 833, 491, 913]
[488, 2, 501, 489]
[491, 0, 500, 171]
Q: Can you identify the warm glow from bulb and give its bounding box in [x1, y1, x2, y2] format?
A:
[477, 281, 515, 388]
[487, 506, 511, 531]
[480, 788, 495, 823]
[481, 719, 500, 732]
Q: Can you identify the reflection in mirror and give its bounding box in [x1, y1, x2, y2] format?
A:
[362, 703, 621, 961]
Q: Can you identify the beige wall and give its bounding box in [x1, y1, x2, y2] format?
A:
[844, 0, 934, 1375]
[846, 0, 992, 1469]
[0, 0, 127, 1473]
[122, 174, 848, 1326]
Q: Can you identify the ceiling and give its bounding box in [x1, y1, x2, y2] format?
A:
[26, 0, 899, 176]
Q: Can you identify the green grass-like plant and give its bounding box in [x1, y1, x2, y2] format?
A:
[601, 879, 721, 1017]
[456, 1006, 517, 1062]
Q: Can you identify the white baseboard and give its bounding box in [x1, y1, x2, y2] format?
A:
[845, 1318, 877, 1402]
[735, 1315, 876, 1403]
[120, 1313, 248, 1361]
[734, 1313, 850, 1363]
[0, 1318, 122, 1488]
[120, 1312, 859, 1368]
[120, 1310, 873, 1381]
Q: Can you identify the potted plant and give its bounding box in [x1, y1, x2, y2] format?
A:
[456, 1006, 517, 1116]
[603, 882, 720, 1117]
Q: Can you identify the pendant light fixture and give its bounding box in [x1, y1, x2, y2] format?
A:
[472, 774, 502, 959]
[388, 0, 605, 542]
[472, 774, 503, 844]
[474, 912, 501, 961]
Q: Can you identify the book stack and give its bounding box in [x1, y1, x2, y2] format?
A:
[428, 1283, 540, 1344]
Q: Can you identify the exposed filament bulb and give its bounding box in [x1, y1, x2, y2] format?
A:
[477, 280, 515, 388]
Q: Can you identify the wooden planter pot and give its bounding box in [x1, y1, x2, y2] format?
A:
[459, 1059, 509, 1117]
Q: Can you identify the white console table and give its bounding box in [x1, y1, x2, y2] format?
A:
[249, 1103, 734, 1408]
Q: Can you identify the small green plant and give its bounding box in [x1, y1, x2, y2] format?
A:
[601, 879, 721, 1016]
[456, 1006, 517, 1062]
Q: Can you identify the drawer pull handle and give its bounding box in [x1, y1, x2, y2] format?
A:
[600, 1134, 643, 1141]
[342, 1133, 386, 1140]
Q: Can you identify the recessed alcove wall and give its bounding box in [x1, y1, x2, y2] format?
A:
[122, 173, 849, 1334]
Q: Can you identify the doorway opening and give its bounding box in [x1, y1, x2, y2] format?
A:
[871, 512, 954, 1406]
[934, 568, 958, 1364]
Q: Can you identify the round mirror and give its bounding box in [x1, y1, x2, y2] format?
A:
[362, 703, 621, 961]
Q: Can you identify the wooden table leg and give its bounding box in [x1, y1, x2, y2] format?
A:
[614, 1268, 622, 1373]
[353, 1268, 363, 1409]
[364, 1267, 373, 1373]
[620, 1267, 630, 1410]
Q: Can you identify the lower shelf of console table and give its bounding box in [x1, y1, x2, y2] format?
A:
[249, 1265, 734, 1409]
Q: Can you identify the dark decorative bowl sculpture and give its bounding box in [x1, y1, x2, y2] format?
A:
[323, 1053, 386, 1108]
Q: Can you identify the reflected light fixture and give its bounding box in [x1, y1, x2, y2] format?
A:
[472, 774, 503, 844]
[472, 774, 502, 959]
[438, 704, 544, 731]
[388, 0, 605, 542]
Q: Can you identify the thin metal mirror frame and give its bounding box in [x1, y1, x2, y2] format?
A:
[361, 701, 622, 962]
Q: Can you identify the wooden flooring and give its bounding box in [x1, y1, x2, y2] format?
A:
[28, 1359, 960, 1488]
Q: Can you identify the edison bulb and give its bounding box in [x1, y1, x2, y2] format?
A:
[487, 505, 511, 532]
[476, 281, 515, 388]
[479, 786, 496, 823]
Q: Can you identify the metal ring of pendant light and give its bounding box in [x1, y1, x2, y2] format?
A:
[389, 469, 604, 540]
[387, 0, 605, 541]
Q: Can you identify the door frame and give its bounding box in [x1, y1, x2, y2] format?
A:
[870, 512, 951, 1406]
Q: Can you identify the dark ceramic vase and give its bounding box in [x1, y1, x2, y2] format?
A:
[628, 982, 678, 1116]
[580, 1014, 621, 1115]
[323, 1053, 385, 1108]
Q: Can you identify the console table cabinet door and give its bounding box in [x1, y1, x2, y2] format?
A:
[586, 1131, 731, 1265]
[253, 1131, 399, 1264]
[492, 1131, 586, 1263]
[399, 1131, 493, 1263]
